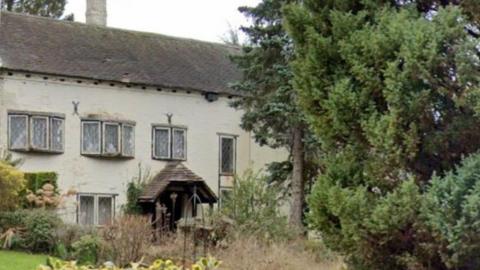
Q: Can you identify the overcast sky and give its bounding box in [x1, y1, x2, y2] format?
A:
[65, 0, 261, 43]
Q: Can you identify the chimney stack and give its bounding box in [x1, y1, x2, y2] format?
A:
[86, 0, 107, 27]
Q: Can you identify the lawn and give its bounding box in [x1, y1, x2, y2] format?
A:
[0, 250, 48, 270]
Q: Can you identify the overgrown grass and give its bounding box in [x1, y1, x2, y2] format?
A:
[0, 250, 48, 270]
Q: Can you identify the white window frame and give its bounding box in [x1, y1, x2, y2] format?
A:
[171, 128, 187, 160]
[78, 193, 115, 226]
[121, 124, 135, 158]
[152, 126, 171, 159]
[81, 121, 102, 155]
[50, 117, 65, 153]
[102, 122, 121, 156]
[30, 115, 50, 151]
[8, 114, 29, 151]
[219, 135, 236, 175]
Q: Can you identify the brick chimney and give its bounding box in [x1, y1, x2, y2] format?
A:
[86, 0, 107, 26]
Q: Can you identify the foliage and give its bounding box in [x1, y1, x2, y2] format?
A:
[101, 215, 153, 267]
[0, 209, 62, 253]
[231, 0, 319, 228]
[71, 235, 104, 266]
[53, 224, 96, 260]
[421, 153, 480, 269]
[220, 170, 291, 241]
[1, 0, 73, 19]
[37, 257, 221, 270]
[0, 161, 26, 211]
[284, 1, 480, 269]
[123, 164, 151, 215]
[24, 172, 58, 191]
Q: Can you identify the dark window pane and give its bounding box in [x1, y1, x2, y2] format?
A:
[221, 137, 235, 174]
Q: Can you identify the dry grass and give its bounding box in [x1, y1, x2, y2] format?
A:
[146, 234, 345, 270]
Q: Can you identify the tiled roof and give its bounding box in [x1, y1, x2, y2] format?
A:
[0, 12, 241, 95]
[139, 162, 217, 203]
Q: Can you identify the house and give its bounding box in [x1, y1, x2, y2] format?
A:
[0, 0, 285, 226]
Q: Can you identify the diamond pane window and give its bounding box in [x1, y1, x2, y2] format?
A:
[30, 116, 48, 150]
[122, 125, 135, 157]
[98, 197, 113, 226]
[50, 118, 64, 152]
[103, 123, 120, 154]
[172, 128, 186, 160]
[8, 115, 28, 150]
[154, 127, 170, 159]
[82, 122, 101, 154]
[220, 136, 235, 174]
[79, 195, 95, 226]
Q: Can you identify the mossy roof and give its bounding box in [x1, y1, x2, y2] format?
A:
[0, 11, 241, 94]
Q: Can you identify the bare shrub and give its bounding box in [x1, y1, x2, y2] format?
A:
[101, 215, 153, 266]
[216, 237, 345, 270]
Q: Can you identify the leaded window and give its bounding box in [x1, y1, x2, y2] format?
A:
[81, 120, 135, 158]
[31, 116, 48, 150]
[122, 125, 135, 157]
[8, 115, 28, 150]
[82, 121, 101, 154]
[50, 118, 65, 152]
[8, 112, 64, 153]
[103, 123, 120, 155]
[220, 136, 236, 174]
[78, 194, 115, 226]
[152, 126, 187, 160]
[153, 127, 170, 159]
[172, 128, 186, 160]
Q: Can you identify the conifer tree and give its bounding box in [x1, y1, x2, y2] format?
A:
[285, 1, 480, 268]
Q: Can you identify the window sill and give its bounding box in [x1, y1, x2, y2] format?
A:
[9, 148, 64, 154]
[152, 156, 187, 162]
[81, 153, 134, 159]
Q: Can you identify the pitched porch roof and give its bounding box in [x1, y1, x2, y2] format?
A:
[138, 162, 217, 204]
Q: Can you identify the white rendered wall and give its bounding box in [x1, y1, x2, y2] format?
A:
[0, 73, 286, 222]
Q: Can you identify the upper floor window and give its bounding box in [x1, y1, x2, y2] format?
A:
[8, 111, 65, 153]
[219, 135, 236, 175]
[81, 119, 135, 158]
[152, 125, 186, 160]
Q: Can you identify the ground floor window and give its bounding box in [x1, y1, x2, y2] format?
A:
[78, 193, 116, 226]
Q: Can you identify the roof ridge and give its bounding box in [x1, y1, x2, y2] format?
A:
[0, 11, 241, 50]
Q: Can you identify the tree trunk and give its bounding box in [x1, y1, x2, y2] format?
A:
[289, 126, 305, 231]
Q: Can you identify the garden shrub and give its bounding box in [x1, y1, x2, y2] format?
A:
[220, 170, 291, 241]
[123, 164, 151, 215]
[0, 209, 62, 253]
[71, 234, 104, 266]
[0, 161, 26, 211]
[101, 215, 153, 266]
[24, 172, 59, 191]
[422, 152, 480, 269]
[53, 224, 96, 260]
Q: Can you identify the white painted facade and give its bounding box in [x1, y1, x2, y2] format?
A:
[0, 72, 285, 223]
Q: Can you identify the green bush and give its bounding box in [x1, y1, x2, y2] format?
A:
[24, 172, 58, 192]
[220, 170, 291, 241]
[122, 164, 151, 215]
[422, 153, 480, 269]
[0, 209, 62, 253]
[53, 224, 96, 260]
[71, 234, 103, 266]
[0, 161, 26, 211]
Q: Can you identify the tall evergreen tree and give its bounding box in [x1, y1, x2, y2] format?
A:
[1, 0, 72, 19]
[285, 0, 480, 268]
[231, 0, 317, 230]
